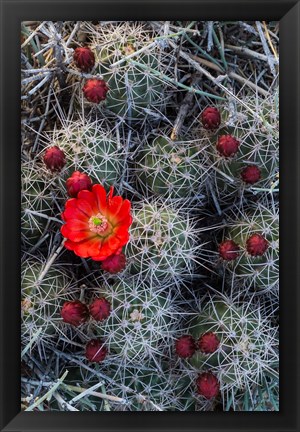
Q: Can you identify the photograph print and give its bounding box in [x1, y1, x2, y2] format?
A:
[21, 20, 279, 412]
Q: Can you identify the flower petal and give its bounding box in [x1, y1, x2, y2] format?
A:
[108, 195, 123, 216]
[62, 206, 89, 222]
[76, 198, 94, 217]
[64, 219, 89, 232]
[77, 189, 99, 213]
[72, 237, 103, 257]
[113, 225, 130, 242]
[93, 184, 107, 213]
[61, 225, 94, 242]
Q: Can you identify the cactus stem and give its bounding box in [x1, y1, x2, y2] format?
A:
[24, 209, 63, 224]
[36, 239, 66, 284]
[25, 370, 69, 411]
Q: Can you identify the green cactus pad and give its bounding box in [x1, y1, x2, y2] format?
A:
[188, 298, 278, 390]
[125, 201, 200, 283]
[21, 258, 73, 346]
[204, 90, 279, 202]
[225, 202, 279, 293]
[135, 135, 209, 202]
[48, 119, 125, 188]
[21, 162, 53, 247]
[91, 277, 177, 361]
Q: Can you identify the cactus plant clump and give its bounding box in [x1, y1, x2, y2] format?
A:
[204, 90, 279, 202]
[104, 362, 195, 411]
[188, 297, 279, 396]
[89, 22, 166, 122]
[134, 134, 210, 203]
[20, 21, 280, 412]
[44, 119, 125, 189]
[125, 200, 202, 284]
[21, 258, 74, 348]
[89, 277, 178, 362]
[222, 202, 279, 295]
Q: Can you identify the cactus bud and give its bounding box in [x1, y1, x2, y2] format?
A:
[73, 47, 95, 72]
[196, 372, 220, 399]
[85, 339, 108, 363]
[100, 251, 126, 274]
[219, 240, 240, 261]
[61, 300, 89, 326]
[216, 135, 240, 158]
[66, 171, 92, 198]
[201, 107, 221, 130]
[43, 146, 66, 172]
[198, 332, 220, 354]
[246, 233, 269, 256]
[83, 79, 109, 103]
[89, 297, 111, 321]
[241, 165, 261, 184]
[175, 335, 197, 358]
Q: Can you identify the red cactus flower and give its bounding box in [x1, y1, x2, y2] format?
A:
[66, 171, 93, 198]
[175, 335, 197, 359]
[219, 240, 240, 261]
[216, 135, 240, 157]
[61, 300, 89, 326]
[241, 165, 261, 184]
[101, 250, 126, 274]
[196, 372, 220, 399]
[83, 79, 109, 103]
[246, 233, 269, 256]
[73, 47, 95, 72]
[61, 184, 132, 261]
[201, 107, 221, 130]
[89, 297, 111, 321]
[198, 332, 220, 354]
[43, 146, 66, 172]
[85, 339, 108, 363]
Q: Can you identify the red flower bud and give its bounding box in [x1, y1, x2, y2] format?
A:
[241, 165, 261, 184]
[175, 335, 197, 358]
[198, 332, 220, 354]
[101, 251, 126, 274]
[219, 240, 240, 261]
[85, 339, 108, 363]
[216, 135, 240, 157]
[246, 233, 269, 256]
[61, 300, 89, 326]
[73, 47, 95, 72]
[89, 297, 111, 321]
[196, 372, 220, 399]
[201, 107, 221, 130]
[83, 79, 109, 103]
[66, 171, 92, 198]
[43, 146, 66, 172]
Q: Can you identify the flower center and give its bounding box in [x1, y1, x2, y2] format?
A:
[89, 213, 108, 234]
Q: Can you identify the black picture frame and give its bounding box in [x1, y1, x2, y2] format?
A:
[1, 1, 299, 431]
